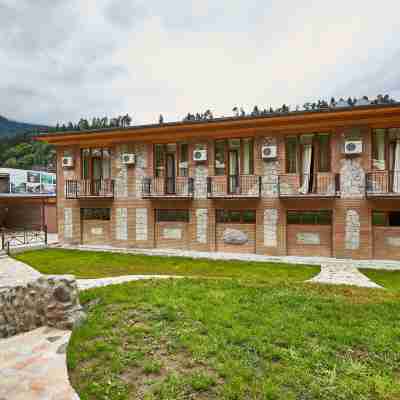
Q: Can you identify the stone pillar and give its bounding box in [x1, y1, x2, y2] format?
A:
[340, 159, 365, 199]
[135, 144, 147, 199]
[196, 209, 208, 244]
[136, 208, 148, 241]
[345, 210, 360, 250]
[114, 145, 129, 198]
[64, 208, 73, 239]
[115, 208, 128, 241]
[193, 144, 208, 199]
[264, 209, 278, 247]
[261, 138, 279, 198]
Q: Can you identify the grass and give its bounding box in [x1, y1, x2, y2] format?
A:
[14, 248, 319, 282]
[360, 269, 400, 292]
[68, 279, 400, 400]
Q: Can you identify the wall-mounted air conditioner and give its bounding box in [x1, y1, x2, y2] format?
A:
[121, 153, 136, 165]
[62, 156, 74, 168]
[261, 145, 277, 159]
[193, 149, 207, 161]
[344, 140, 363, 155]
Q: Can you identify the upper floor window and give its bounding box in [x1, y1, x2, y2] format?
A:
[81, 148, 111, 180]
[372, 128, 400, 171]
[214, 138, 254, 176]
[154, 143, 188, 178]
[285, 134, 331, 174]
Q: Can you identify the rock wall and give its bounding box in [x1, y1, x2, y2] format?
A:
[340, 159, 365, 198]
[345, 210, 360, 250]
[0, 275, 85, 339]
[196, 208, 208, 244]
[135, 144, 147, 199]
[264, 209, 278, 247]
[115, 208, 128, 241]
[136, 208, 148, 241]
[114, 145, 129, 198]
[64, 208, 73, 239]
[261, 137, 279, 198]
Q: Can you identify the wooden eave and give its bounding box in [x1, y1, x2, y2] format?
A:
[35, 105, 400, 146]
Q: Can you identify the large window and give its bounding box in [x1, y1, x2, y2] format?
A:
[178, 143, 189, 177]
[214, 138, 254, 175]
[372, 211, 400, 226]
[287, 210, 332, 225]
[216, 209, 256, 224]
[156, 209, 190, 222]
[317, 134, 330, 172]
[81, 148, 111, 180]
[81, 208, 111, 220]
[285, 137, 298, 173]
[154, 143, 188, 177]
[372, 128, 400, 171]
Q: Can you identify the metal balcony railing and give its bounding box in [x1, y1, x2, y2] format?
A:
[366, 170, 400, 196]
[278, 173, 340, 197]
[65, 179, 115, 199]
[207, 175, 261, 198]
[142, 177, 194, 198]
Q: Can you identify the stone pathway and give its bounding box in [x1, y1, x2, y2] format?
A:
[0, 257, 41, 288]
[308, 263, 382, 288]
[77, 274, 179, 290]
[0, 326, 78, 400]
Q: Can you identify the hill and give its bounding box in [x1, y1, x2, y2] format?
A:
[0, 115, 49, 138]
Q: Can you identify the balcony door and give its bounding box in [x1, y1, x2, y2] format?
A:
[165, 153, 176, 194]
[228, 149, 240, 194]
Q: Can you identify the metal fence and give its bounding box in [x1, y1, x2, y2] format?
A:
[1, 225, 48, 254]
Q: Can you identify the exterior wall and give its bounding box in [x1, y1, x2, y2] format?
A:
[53, 118, 400, 261]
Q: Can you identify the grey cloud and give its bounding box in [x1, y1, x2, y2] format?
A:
[104, 0, 149, 29]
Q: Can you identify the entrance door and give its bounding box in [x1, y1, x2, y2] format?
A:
[165, 153, 176, 194]
[228, 150, 239, 194]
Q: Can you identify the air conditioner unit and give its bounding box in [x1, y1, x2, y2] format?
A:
[121, 153, 136, 165]
[193, 149, 207, 161]
[344, 140, 363, 155]
[62, 156, 74, 168]
[261, 145, 277, 159]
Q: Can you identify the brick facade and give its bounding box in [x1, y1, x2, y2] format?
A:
[44, 105, 400, 260]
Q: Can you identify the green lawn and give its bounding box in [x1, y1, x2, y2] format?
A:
[14, 248, 319, 283]
[69, 279, 400, 400]
[360, 269, 400, 292]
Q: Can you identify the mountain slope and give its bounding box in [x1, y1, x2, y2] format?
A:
[0, 115, 49, 138]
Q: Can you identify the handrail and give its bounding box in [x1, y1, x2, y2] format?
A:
[142, 177, 194, 196]
[65, 179, 115, 198]
[1, 225, 48, 254]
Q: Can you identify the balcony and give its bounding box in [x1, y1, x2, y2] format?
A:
[65, 179, 114, 199]
[142, 177, 194, 199]
[278, 173, 340, 198]
[366, 170, 400, 198]
[207, 175, 261, 198]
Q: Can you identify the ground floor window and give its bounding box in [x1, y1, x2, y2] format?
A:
[372, 211, 400, 226]
[216, 209, 256, 224]
[287, 210, 332, 225]
[81, 208, 111, 221]
[156, 209, 190, 222]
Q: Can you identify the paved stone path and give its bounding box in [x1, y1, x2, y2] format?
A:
[308, 263, 382, 288]
[0, 257, 41, 288]
[0, 326, 78, 400]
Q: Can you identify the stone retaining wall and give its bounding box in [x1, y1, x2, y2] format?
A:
[0, 275, 85, 339]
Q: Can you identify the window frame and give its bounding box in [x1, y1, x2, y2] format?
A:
[155, 209, 190, 223]
[286, 210, 332, 225]
[216, 209, 256, 224]
[81, 208, 111, 221]
[371, 128, 399, 171]
[81, 148, 112, 180]
[372, 210, 400, 227]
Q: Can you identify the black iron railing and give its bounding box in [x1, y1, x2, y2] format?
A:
[1, 225, 47, 254]
[207, 175, 261, 197]
[366, 170, 400, 195]
[65, 179, 115, 199]
[278, 173, 340, 197]
[142, 177, 194, 197]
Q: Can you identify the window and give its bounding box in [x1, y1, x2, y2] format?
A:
[154, 144, 165, 177]
[372, 211, 400, 226]
[287, 211, 332, 225]
[285, 137, 298, 173]
[242, 139, 254, 175]
[216, 209, 256, 224]
[372, 129, 386, 170]
[178, 143, 189, 177]
[156, 209, 190, 222]
[81, 208, 110, 220]
[317, 134, 330, 172]
[215, 140, 226, 176]
[81, 148, 112, 180]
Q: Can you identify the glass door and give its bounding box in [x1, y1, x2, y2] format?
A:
[165, 153, 176, 194]
[228, 150, 239, 194]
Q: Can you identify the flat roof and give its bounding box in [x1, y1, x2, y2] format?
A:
[37, 102, 400, 140]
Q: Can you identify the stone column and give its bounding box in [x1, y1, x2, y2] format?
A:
[261, 138, 279, 198]
[345, 210, 360, 250]
[340, 159, 365, 199]
[264, 209, 278, 247]
[196, 209, 208, 244]
[114, 145, 128, 198]
[136, 208, 148, 241]
[64, 208, 73, 239]
[115, 208, 128, 241]
[135, 144, 147, 199]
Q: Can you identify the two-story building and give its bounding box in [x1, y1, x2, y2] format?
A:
[38, 103, 400, 260]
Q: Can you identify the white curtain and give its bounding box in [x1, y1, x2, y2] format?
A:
[299, 144, 312, 194]
[393, 140, 400, 193]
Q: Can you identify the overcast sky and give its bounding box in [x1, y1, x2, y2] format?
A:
[1, 0, 400, 126]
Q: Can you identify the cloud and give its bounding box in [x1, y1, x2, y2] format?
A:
[1, 0, 400, 125]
